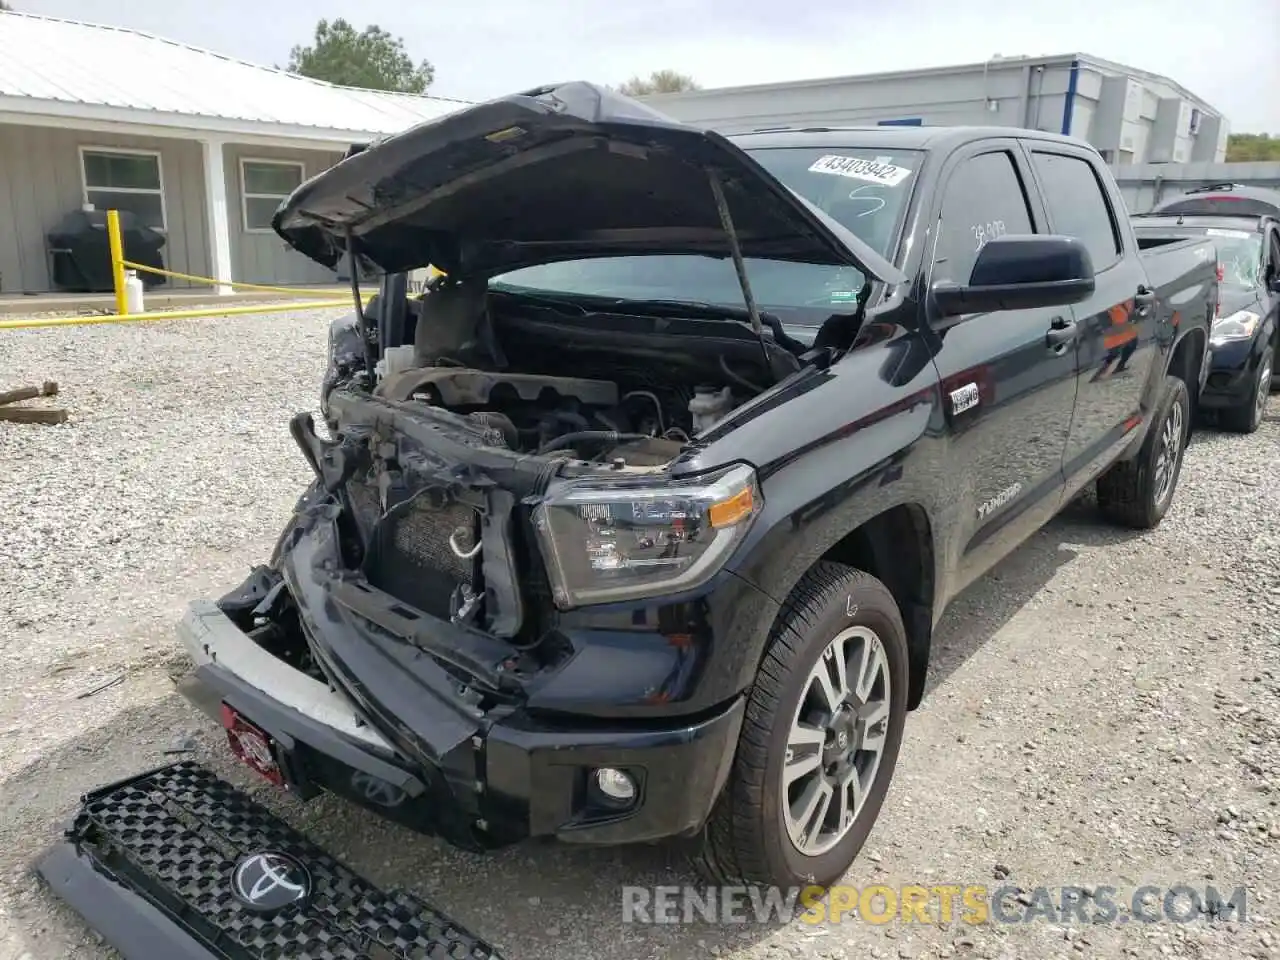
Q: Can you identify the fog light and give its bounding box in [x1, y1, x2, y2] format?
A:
[594, 767, 636, 803]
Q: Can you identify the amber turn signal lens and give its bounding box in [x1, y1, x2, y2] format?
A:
[708, 485, 754, 528]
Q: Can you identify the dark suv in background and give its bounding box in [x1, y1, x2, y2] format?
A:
[1133, 183, 1280, 433]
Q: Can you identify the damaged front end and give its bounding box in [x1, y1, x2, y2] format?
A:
[210, 394, 570, 849]
[191, 374, 760, 851]
[175, 80, 905, 852]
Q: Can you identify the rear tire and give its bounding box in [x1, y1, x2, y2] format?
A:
[692, 563, 908, 889]
[1220, 346, 1272, 434]
[1096, 374, 1189, 530]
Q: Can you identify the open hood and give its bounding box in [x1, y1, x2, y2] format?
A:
[271, 81, 906, 285]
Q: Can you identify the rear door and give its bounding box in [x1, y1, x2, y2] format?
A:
[1023, 144, 1157, 491]
[922, 141, 1077, 597]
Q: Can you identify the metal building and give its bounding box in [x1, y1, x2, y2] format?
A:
[645, 53, 1229, 165]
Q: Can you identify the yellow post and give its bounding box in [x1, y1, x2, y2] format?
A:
[105, 209, 128, 317]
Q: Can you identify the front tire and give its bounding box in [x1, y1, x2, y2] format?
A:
[692, 563, 908, 888]
[1096, 374, 1189, 529]
[1220, 346, 1272, 434]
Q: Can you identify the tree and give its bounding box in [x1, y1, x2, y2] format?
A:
[1226, 133, 1280, 162]
[616, 70, 701, 97]
[287, 18, 433, 94]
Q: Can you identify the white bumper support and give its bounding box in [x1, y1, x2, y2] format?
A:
[176, 599, 395, 752]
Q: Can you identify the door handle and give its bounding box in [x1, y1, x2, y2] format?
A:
[1046, 317, 1078, 349]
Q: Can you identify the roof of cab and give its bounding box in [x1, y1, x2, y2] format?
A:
[727, 125, 1094, 153]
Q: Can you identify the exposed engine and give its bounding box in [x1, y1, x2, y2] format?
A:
[311, 287, 813, 635]
[373, 365, 740, 466]
[322, 279, 811, 470]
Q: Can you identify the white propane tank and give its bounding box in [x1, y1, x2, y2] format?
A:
[688, 385, 734, 434]
[123, 269, 145, 314]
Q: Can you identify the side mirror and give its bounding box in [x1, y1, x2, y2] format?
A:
[931, 235, 1096, 317]
[1268, 276, 1280, 295]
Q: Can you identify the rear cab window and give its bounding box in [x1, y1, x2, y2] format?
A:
[1028, 151, 1123, 271]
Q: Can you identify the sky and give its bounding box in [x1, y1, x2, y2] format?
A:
[15, 0, 1280, 133]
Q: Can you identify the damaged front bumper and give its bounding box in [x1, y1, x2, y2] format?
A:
[174, 506, 747, 849]
[1198, 337, 1263, 408]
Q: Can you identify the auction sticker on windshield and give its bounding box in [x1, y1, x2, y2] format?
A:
[808, 155, 913, 186]
[1205, 228, 1252, 239]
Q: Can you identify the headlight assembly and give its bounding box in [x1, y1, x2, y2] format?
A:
[532, 462, 761, 609]
[1210, 309, 1260, 346]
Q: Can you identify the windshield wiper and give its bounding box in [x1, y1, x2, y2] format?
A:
[602, 298, 810, 354]
[487, 287, 593, 314]
[601, 297, 774, 323]
[492, 287, 763, 323]
[492, 287, 782, 333]
[489, 288, 809, 358]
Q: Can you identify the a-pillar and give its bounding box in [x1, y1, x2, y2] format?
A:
[200, 137, 234, 296]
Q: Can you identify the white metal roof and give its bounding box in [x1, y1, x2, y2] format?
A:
[0, 11, 474, 143]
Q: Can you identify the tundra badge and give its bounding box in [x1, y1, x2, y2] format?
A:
[949, 383, 980, 415]
[977, 482, 1022, 520]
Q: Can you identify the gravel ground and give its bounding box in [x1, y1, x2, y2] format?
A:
[1, 309, 1278, 960]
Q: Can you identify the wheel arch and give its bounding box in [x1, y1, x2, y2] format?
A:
[1168, 325, 1207, 394]
[1165, 325, 1207, 436]
[744, 501, 938, 713]
[819, 504, 937, 711]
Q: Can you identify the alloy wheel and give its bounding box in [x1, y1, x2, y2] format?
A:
[1256, 358, 1273, 424]
[782, 626, 892, 857]
[1152, 398, 1184, 509]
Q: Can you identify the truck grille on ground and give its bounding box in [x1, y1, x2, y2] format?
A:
[35, 761, 505, 960]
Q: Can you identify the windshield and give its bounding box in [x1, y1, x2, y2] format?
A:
[488, 146, 921, 325]
[1137, 226, 1263, 289]
[1209, 230, 1264, 288]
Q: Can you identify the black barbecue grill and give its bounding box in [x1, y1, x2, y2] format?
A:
[45, 207, 167, 293]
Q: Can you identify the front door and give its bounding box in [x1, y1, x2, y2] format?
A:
[923, 143, 1077, 600]
[1023, 145, 1158, 490]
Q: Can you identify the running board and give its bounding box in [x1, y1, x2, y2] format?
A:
[34, 760, 505, 959]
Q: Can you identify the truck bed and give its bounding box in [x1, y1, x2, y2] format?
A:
[1137, 235, 1218, 317]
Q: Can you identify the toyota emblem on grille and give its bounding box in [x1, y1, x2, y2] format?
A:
[230, 851, 311, 912]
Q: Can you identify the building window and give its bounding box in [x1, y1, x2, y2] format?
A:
[80, 148, 166, 231]
[241, 159, 304, 232]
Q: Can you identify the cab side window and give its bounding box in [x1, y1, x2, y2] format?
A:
[1030, 151, 1123, 272]
[932, 151, 1036, 287]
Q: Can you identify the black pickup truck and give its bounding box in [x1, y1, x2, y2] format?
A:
[158, 83, 1217, 898]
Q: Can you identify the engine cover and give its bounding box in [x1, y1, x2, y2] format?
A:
[376, 366, 618, 409]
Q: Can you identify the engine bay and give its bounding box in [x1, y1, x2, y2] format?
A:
[373, 366, 738, 466]
[353, 282, 811, 467]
